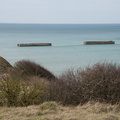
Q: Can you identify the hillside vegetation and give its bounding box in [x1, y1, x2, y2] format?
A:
[0, 56, 120, 119]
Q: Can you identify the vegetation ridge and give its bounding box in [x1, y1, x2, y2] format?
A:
[0, 56, 120, 119]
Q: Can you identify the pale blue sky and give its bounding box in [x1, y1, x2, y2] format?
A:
[0, 0, 120, 24]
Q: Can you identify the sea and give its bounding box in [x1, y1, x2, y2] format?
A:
[0, 23, 120, 75]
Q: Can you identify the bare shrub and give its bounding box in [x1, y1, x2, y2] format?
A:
[81, 63, 120, 104]
[46, 63, 120, 105]
[46, 69, 84, 105]
[14, 60, 55, 80]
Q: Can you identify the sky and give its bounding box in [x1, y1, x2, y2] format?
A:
[0, 0, 120, 24]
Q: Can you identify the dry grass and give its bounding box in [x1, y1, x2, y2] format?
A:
[0, 101, 120, 120]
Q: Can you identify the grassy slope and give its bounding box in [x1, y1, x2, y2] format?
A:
[0, 102, 120, 120]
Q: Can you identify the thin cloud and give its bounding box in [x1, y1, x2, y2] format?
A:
[0, 0, 120, 23]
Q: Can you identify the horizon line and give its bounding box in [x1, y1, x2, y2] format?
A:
[0, 22, 120, 25]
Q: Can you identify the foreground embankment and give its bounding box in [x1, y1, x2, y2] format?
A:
[0, 101, 120, 120]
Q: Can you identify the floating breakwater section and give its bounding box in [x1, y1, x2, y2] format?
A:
[84, 41, 115, 45]
[17, 43, 52, 47]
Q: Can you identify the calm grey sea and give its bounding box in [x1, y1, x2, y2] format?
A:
[0, 24, 120, 75]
